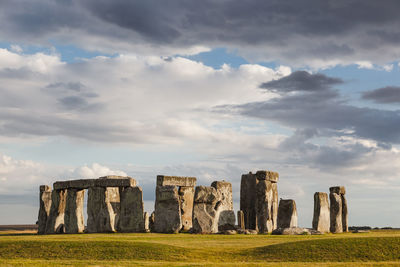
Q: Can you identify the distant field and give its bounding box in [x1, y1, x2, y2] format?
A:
[1, 230, 400, 266]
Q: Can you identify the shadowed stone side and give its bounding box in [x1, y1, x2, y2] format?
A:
[38, 185, 52, 234]
[179, 186, 194, 231]
[256, 180, 274, 233]
[64, 189, 85, 234]
[312, 192, 330, 233]
[240, 173, 258, 230]
[118, 186, 145, 232]
[277, 199, 298, 229]
[329, 192, 343, 233]
[342, 194, 348, 232]
[154, 185, 182, 233]
[271, 182, 279, 230]
[87, 187, 120, 233]
[45, 189, 67, 234]
[192, 186, 221, 233]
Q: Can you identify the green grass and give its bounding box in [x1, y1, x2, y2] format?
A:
[1, 230, 400, 266]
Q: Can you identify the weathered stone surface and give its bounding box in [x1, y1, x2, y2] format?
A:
[53, 177, 136, 190]
[329, 186, 346, 195]
[330, 192, 343, 233]
[192, 186, 221, 234]
[277, 199, 298, 229]
[255, 170, 279, 183]
[45, 189, 67, 234]
[237, 210, 245, 230]
[342, 194, 348, 232]
[64, 189, 85, 234]
[118, 186, 144, 232]
[211, 181, 235, 230]
[38, 185, 52, 234]
[154, 185, 182, 233]
[312, 192, 330, 233]
[87, 187, 120, 233]
[144, 212, 150, 232]
[211, 181, 233, 210]
[221, 229, 237, 235]
[241, 170, 279, 232]
[156, 175, 196, 187]
[256, 180, 274, 233]
[178, 186, 194, 231]
[272, 227, 310, 235]
[240, 172, 258, 230]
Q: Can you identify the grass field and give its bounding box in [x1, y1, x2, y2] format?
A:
[1, 230, 400, 266]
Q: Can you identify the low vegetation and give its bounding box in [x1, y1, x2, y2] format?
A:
[1, 230, 400, 266]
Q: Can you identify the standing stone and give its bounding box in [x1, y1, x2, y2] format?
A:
[271, 182, 279, 230]
[144, 212, 150, 232]
[192, 186, 221, 233]
[256, 180, 274, 233]
[277, 199, 298, 229]
[312, 192, 330, 233]
[149, 211, 155, 232]
[45, 189, 67, 234]
[240, 172, 258, 230]
[64, 189, 85, 234]
[329, 191, 343, 233]
[38, 185, 52, 234]
[211, 181, 235, 230]
[241, 170, 279, 232]
[118, 186, 145, 232]
[237, 210, 245, 230]
[154, 185, 182, 233]
[178, 186, 194, 231]
[87, 187, 120, 233]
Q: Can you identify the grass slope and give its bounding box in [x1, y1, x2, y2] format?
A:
[0, 230, 400, 266]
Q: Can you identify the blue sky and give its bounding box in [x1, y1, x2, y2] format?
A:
[0, 0, 400, 228]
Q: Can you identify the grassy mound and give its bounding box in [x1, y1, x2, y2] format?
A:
[245, 237, 400, 262]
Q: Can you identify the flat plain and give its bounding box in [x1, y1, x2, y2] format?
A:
[1, 229, 400, 266]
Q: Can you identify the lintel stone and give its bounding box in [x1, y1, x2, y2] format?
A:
[156, 175, 196, 187]
[53, 177, 136, 190]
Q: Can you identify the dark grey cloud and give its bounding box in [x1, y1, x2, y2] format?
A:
[2, 0, 400, 65]
[46, 82, 84, 92]
[219, 71, 400, 144]
[260, 71, 343, 93]
[362, 86, 400, 104]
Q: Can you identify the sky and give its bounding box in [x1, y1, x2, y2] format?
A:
[0, 0, 400, 227]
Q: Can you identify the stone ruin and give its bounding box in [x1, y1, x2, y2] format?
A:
[38, 171, 349, 235]
[38, 176, 144, 234]
[153, 175, 196, 233]
[239, 170, 279, 233]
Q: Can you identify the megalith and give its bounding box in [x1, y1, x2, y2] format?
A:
[179, 186, 194, 231]
[38, 185, 52, 234]
[45, 189, 67, 234]
[312, 192, 330, 233]
[118, 186, 145, 232]
[256, 180, 274, 233]
[144, 212, 150, 232]
[329, 189, 343, 233]
[241, 170, 279, 233]
[329, 186, 348, 233]
[237, 210, 245, 230]
[154, 185, 182, 233]
[192, 186, 221, 233]
[277, 199, 298, 229]
[154, 175, 196, 232]
[64, 189, 85, 233]
[87, 187, 120, 233]
[211, 181, 235, 230]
